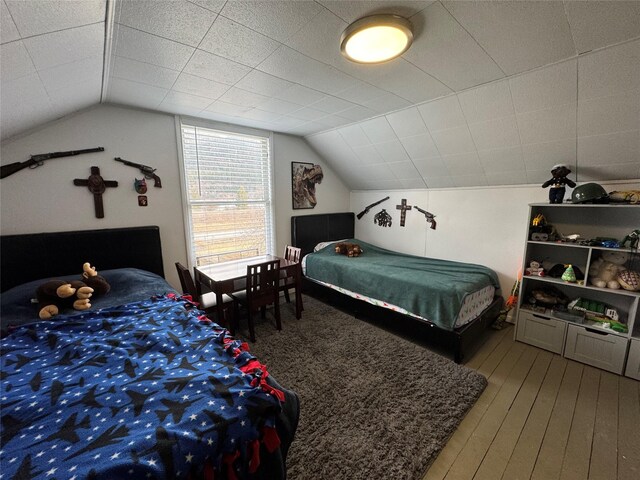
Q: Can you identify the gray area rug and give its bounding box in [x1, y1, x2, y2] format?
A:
[247, 295, 488, 480]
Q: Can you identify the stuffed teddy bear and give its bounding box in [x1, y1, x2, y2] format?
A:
[588, 251, 629, 289]
[334, 242, 363, 257]
[36, 262, 110, 319]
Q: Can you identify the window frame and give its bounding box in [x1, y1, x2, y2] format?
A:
[175, 116, 276, 271]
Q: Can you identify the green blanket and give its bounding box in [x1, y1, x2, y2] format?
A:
[305, 239, 500, 330]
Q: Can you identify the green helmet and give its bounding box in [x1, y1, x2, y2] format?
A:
[571, 183, 609, 204]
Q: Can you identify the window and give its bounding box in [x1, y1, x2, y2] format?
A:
[180, 123, 273, 267]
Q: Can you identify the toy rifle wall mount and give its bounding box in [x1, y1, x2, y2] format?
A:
[114, 157, 162, 188]
[0, 147, 104, 179]
[357, 196, 389, 219]
[414, 206, 437, 230]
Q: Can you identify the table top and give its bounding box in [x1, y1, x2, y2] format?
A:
[195, 254, 296, 283]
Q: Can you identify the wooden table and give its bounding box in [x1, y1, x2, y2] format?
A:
[194, 254, 302, 323]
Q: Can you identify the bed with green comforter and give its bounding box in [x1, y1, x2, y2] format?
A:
[303, 239, 500, 331]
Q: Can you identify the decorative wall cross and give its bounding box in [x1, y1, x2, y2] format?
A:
[396, 198, 412, 227]
[73, 166, 118, 218]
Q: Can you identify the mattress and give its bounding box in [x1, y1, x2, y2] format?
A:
[303, 239, 499, 330]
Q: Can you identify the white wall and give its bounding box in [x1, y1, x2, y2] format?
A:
[352, 181, 640, 296]
[0, 104, 350, 290]
[273, 133, 350, 256]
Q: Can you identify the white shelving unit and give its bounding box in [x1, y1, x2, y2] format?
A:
[515, 203, 640, 376]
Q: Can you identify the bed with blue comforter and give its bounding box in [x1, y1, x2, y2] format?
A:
[0, 228, 298, 480]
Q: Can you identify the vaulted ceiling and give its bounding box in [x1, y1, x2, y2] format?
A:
[1, 1, 639, 189]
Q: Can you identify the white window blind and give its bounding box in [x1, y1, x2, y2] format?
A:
[181, 124, 273, 267]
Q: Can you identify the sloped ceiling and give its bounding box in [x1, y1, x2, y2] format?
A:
[1, 1, 639, 189]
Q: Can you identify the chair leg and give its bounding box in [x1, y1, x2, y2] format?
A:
[260, 306, 266, 318]
[248, 310, 256, 342]
[231, 302, 239, 336]
[274, 297, 281, 331]
[284, 288, 291, 303]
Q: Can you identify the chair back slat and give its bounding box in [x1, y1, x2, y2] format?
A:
[284, 245, 302, 263]
[246, 260, 280, 308]
[175, 262, 197, 298]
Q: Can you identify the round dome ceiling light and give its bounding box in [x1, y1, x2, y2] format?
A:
[340, 14, 414, 64]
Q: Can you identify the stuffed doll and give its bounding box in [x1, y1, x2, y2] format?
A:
[588, 251, 628, 289]
[541, 164, 576, 204]
[334, 242, 363, 257]
[35, 262, 110, 319]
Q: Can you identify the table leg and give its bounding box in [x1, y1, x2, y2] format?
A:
[216, 293, 225, 326]
[295, 265, 302, 319]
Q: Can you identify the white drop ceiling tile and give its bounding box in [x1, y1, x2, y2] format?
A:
[183, 50, 252, 86]
[205, 100, 252, 117]
[1, 105, 56, 141]
[118, 0, 216, 46]
[526, 169, 557, 184]
[468, 115, 520, 151]
[158, 102, 204, 118]
[577, 90, 639, 137]
[454, 174, 488, 187]
[189, 0, 226, 13]
[256, 97, 301, 115]
[276, 84, 326, 106]
[510, 59, 577, 114]
[285, 7, 346, 68]
[173, 73, 230, 100]
[1, 1, 20, 44]
[40, 55, 102, 93]
[577, 130, 639, 167]
[374, 140, 411, 163]
[114, 24, 195, 71]
[220, 0, 322, 44]
[521, 138, 576, 172]
[404, 2, 504, 91]
[400, 177, 428, 189]
[564, 1, 640, 55]
[239, 108, 280, 123]
[235, 70, 294, 97]
[47, 77, 101, 114]
[218, 87, 270, 109]
[389, 161, 421, 180]
[425, 176, 455, 188]
[1, 73, 51, 121]
[485, 171, 527, 186]
[477, 145, 525, 173]
[361, 93, 412, 114]
[257, 46, 359, 96]
[400, 134, 439, 160]
[417, 95, 466, 132]
[443, 0, 575, 75]
[360, 117, 397, 144]
[309, 96, 357, 114]
[413, 156, 450, 177]
[286, 122, 326, 136]
[0, 41, 35, 83]
[107, 77, 168, 109]
[112, 56, 180, 89]
[5, 0, 105, 37]
[318, 1, 434, 24]
[516, 103, 577, 145]
[430, 125, 476, 156]
[577, 40, 640, 101]
[338, 124, 372, 148]
[287, 107, 327, 122]
[457, 80, 515, 124]
[577, 163, 640, 182]
[200, 16, 281, 67]
[367, 163, 395, 180]
[441, 152, 484, 176]
[351, 144, 384, 165]
[316, 114, 351, 129]
[339, 105, 379, 122]
[23, 23, 104, 70]
[386, 107, 428, 138]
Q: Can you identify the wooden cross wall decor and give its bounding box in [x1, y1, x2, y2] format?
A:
[396, 198, 412, 227]
[73, 166, 118, 218]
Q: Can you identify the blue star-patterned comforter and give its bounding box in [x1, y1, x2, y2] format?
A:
[0, 294, 297, 480]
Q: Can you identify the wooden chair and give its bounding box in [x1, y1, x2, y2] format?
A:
[280, 245, 303, 312]
[174, 262, 233, 326]
[231, 260, 281, 342]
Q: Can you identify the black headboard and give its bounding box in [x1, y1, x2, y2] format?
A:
[1, 226, 164, 292]
[291, 212, 355, 257]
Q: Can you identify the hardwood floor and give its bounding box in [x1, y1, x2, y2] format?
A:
[423, 326, 640, 480]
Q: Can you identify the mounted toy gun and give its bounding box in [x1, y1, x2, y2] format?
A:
[414, 206, 437, 230]
[357, 196, 389, 219]
[0, 147, 104, 179]
[114, 157, 162, 187]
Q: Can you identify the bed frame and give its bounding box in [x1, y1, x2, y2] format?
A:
[291, 212, 503, 363]
[1, 226, 165, 292]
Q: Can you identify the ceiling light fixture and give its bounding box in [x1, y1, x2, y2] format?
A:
[340, 14, 413, 64]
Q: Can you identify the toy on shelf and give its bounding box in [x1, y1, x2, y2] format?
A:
[546, 263, 584, 281]
[541, 164, 576, 204]
[528, 285, 568, 308]
[588, 250, 629, 289]
[561, 264, 576, 283]
[568, 297, 626, 332]
[529, 214, 553, 241]
[621, 229, 639, 250]
[525, 260, 545, 276]
[609, 190, 640, 204]
[618, 270, 640, 291]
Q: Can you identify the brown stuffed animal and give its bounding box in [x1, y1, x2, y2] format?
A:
[334, 242, 363, 257]
[35, 263, 110, 319]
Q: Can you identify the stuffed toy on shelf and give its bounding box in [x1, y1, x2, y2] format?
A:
[541, 164, 576, 204]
